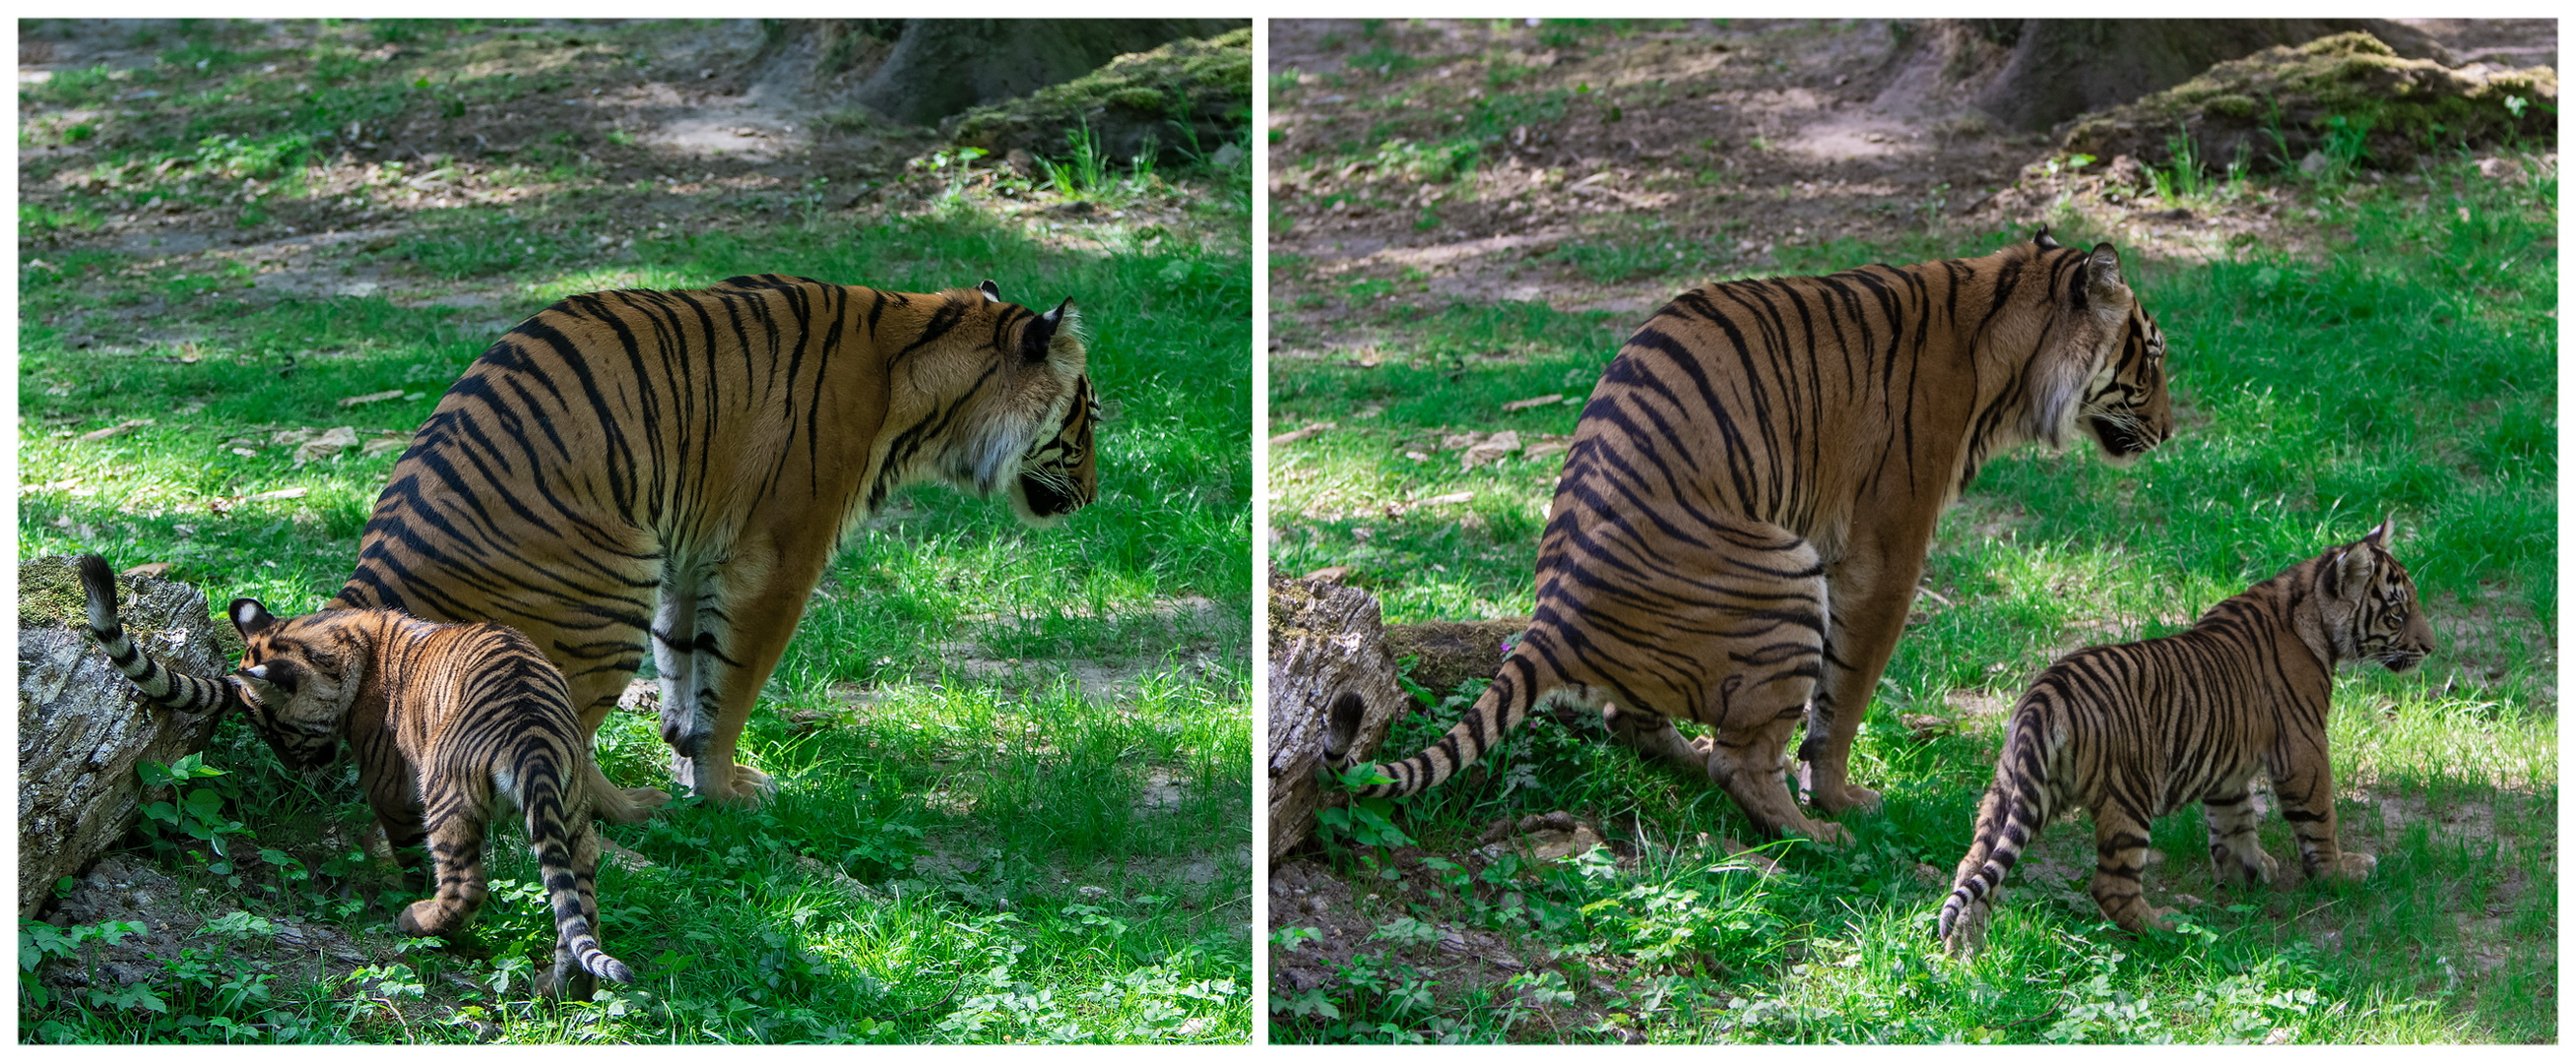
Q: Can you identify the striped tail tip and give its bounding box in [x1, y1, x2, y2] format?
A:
[76, 553, 123, 634]
[590, 953, 634, 984]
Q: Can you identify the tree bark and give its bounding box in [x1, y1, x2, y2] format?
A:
[18, 557, 226, 917]
[1266, 573, 1408, 861]
[1961, 19, 2452, 131]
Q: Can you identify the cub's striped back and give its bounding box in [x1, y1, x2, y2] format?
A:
[1935, 520, 2432, 952]
[80, 554, 634, 997]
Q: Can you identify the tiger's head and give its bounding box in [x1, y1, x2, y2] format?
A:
[224, 600, 366, 769]
[949, 280, 1097, 526]
[1009, 371, 1100, 524]
[2022, 228, 2174, 465]
[2314, 518, 2436, 673]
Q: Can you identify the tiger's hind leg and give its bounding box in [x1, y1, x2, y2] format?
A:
[397, 782, 491, 938]
[2203, 780, 2279, 887]
[2088, 796, 2174, 933]
[1602, 705, 1710, 775]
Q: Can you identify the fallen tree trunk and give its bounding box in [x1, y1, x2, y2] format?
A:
[1265, 572, 1407, 861]
[17, 556, 227, 917]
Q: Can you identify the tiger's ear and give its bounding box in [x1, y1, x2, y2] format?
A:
[229, 597, 276, 637]
[1020, 298, 1078, 363]
[977, 279, 1001, 303]
[2086, 243, 2128, 301]
[2363, 515, 2395, 547]
[2031, 225, 2060, 250]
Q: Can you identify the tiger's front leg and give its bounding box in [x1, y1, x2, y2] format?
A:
[676, 526, 840, 805]
[2274, 743, 2374, 883]
[1801, 536, 1933, 815]
[2203, 780, 2279, 887]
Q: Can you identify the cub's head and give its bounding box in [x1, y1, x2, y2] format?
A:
[225, 599, 362, 769]
[2023, 228, 2174, 465]
[2313, 517, 2435, 672]
[954, 280, 1097, 526]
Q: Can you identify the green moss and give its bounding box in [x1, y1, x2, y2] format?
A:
[2060, 31, 2557, 171]
[19, 556, 89, 630]
[946, 27, 1252, 163]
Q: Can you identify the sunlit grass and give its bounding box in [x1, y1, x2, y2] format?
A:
[1268, 151, 2554, 1043]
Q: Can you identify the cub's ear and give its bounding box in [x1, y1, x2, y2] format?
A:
[2333, 542, 2379, 598]
[229, 597, 276, 637]
[2363, 515, 2395, 546]
[977, 279, 1001, 303]
[2031, 225, 2060, 250]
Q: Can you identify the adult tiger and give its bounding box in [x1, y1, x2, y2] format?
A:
[1357, 230, 2172, 843]
[1936, 520, 2432, 952]
[334, 276, 1097, 820]
[79, 555, 633, 998]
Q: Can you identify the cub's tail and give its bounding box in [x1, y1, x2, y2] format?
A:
[519, 752, 633, 988]
[1935, 696, 2061, 952]
[76, 554, 243, 717]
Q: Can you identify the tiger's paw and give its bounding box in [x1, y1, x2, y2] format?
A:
[2221, 849, 2279, 886]
[2333, 851, 2377, 881]
[685, 760, 776, 806]
[1809, 782, 1883, 814]
[1797, 820, 1853, 846]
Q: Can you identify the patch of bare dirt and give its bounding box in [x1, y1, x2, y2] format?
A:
[21, 20, 1230, 339]
[1269, 19, 2556, 353]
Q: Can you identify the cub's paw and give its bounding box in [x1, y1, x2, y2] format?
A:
[2333, 851, 2378, 881]
[397, 900, 459, 937]
[2219, 848, 2280, 886]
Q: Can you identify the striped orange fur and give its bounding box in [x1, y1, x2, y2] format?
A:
[1935, 520, 2434, 952]
[328, 275, 1096, 819]
[81, 554, 634, 998]
[1358, 230, 2172, 844]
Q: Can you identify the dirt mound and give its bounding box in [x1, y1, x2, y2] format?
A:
[2059, 31, 2556, 172]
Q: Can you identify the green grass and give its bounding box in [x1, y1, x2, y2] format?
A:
[21, 20, 1250, 1045]
[1267, 153, 2554, 1043]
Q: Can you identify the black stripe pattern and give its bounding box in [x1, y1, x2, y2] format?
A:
[1935, 520, 2433, 952]
[328, 278, 1096, 820]
[82, 553, 635, 999]
[1352, 232, 2174, 845]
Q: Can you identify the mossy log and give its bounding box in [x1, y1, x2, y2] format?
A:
[18, 556, 225, 917]
[2058, 31, 2555, 172]
[1265, 572, 1407, 861]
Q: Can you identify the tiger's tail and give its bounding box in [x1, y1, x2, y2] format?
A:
[76, 554, 244, 718]
[518, 752, 633, 988]
[1356, 636, 1555, 799]
[1935, 697, 2060, 951]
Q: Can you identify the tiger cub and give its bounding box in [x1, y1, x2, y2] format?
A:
[78, 555, 634, 998]
[1935, 520, 2433, 953]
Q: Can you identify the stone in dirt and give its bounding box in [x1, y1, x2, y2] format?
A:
[18, 556, 227, 917]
